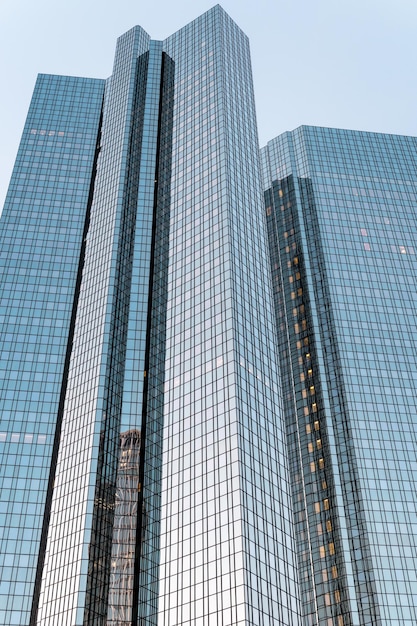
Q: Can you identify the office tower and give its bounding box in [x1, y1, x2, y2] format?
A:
[262, 126, 417, 626]
[0, 6, 300, 626]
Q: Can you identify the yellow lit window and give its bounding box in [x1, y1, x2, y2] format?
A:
[315, 502, 321, 514]
[314, 420, 320, 431]
[300, 372, 305, 381]
[335, 590, 340, 603]
[279, 189, 283, 197]
[317, 439, 322, 449]
[322, 568, 328, 582]
[302, 389, 307, 399]
[317, 523, 323, 535]
[304, 407, 310, 417]
[306, 423, 311, 433]
[325, 593, 331, 606]
[324, 498, 330, 510]
[329, 542, 335, 555]
[332, 565, 338, 579]
[312, 402, 317, 412]
[310, 461, 316, 473]
[319, 546, 326, 558]
[308, 442, 314, 453]
[326, 520, 332, 532]
[294, 257, 299, 265]
[319, 458, 325, 469]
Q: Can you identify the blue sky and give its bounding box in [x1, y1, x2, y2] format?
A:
[1, 0, 416, 210]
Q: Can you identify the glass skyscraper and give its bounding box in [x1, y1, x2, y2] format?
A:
[262, 127, 417, 626]
[2, 7, 417, 626]
[0, 6, 299, 626]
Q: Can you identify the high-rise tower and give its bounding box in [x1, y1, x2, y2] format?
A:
[262, 126, 417, 626]
[0, 7, 300, 625]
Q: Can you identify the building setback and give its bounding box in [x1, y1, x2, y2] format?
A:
[2, 6, 417, 626]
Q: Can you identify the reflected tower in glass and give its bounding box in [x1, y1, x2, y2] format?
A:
[0, 6, 300, 626]
[262, 126, 417, 626]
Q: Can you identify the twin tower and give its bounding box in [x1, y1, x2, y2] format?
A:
[1, 6, 417, 626]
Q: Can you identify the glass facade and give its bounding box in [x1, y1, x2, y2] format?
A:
[0, 74, 105, 626]
[158, 7, 300, 625]
[3, 7, 417, 626]
[262, 127, 417, 626]
[1, 7, 300, 626]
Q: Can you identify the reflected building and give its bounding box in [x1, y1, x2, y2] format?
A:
[108, 430, 141, 626]
[262, 126, 417, 626]
[0, 6, 299, 626]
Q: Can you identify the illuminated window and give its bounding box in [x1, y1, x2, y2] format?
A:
[317, 439, 322, 449]
[326, 520, 332, 532]
[310, 462, 316, 473]
[332, 565, 338, 579]
[324, 498, 330, 510]
[319, 458, 325, 469]
[319, 546, 326, 558]
[329, 542, 335, 555]
[314, 420, 320, 431]
[308, 442, 314, 453]
[315, 502, 321, 514]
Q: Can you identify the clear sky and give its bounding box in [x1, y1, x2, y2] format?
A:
[1, 0, 416, 210]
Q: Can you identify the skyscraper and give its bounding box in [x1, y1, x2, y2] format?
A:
[2, 6, 417, 626]
[0, 6, 300, 626]
[262, 126, 417, 626]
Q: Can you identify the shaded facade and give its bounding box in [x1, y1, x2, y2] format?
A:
[0, 6, 300, 626]
[262, 126, 417, 626]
